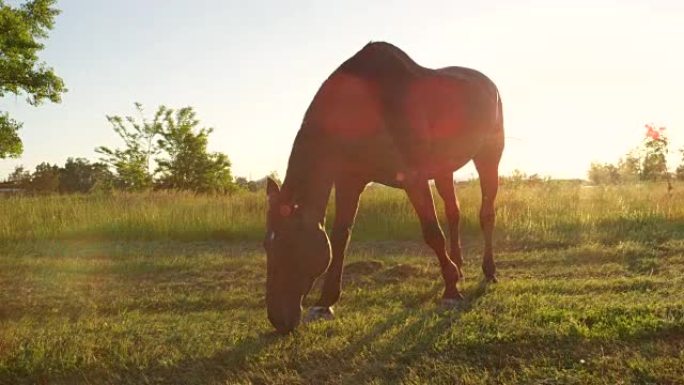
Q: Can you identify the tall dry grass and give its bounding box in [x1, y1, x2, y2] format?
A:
[0, 182, 681, 248]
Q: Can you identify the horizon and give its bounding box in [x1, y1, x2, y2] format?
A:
[2, 0, 683, 181]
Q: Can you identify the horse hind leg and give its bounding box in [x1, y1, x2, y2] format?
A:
[474, 149, 502, 283]
[434, 173, 464, 280]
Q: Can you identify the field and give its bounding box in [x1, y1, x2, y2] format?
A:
[1, 182, 683, 384]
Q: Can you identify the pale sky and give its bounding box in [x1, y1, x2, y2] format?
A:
[2, 0, 683, 181]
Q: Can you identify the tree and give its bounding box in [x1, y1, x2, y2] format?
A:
[6, 165, 30, 188]
[59, 157, 113, 193]
[235, 177, 257, 192]
[617, 150, 641, 183]
[0, 0, 66, 158]
[0, 113, 22, 158]
[29, 161, 59, 193]
[677, 147, 684, 181]
[154, 106, 234, 193]
[87, 162, 115, 193]
[97, 104, 235, 193]
[641, 124, 669, 181]
[588, 162, 621, 185]
[95, 103, 160, 191]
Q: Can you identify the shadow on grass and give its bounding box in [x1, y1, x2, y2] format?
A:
[338, 280, 490, 384]
[7, 274, 684, 384]
[336, 316, 684, 384]
[19, 280, 485, 385]
[8, 330, 280, 385]
[4, 217, 684, 384]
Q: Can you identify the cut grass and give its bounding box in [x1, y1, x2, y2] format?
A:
[1, 182, 683, 384]
[1, 239, 683, 384]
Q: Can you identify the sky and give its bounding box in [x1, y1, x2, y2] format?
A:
[2, 0, 683, 181]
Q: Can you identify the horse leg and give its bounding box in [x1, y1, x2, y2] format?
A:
[434, 173, 464, 279]
[405, 176, 462, 302]
[305, 178, 366, 322]
[474, 155, 500, 283]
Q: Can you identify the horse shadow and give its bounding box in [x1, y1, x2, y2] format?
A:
[66, 280, 489, 384]
[287, 279, 490, 383]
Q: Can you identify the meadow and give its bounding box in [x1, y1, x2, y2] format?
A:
[0, 182, 683, 384]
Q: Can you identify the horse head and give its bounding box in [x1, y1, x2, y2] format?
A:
[263, 177, 331, 333]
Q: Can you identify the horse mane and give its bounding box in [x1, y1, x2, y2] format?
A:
[282, 42, 424, 204]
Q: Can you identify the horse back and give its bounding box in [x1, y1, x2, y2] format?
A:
[299, 45, 503, 178]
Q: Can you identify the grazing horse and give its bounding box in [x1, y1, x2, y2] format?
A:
[264, 42, 504, 333]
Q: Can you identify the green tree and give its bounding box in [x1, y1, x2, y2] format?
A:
[6, 164, 30, 187]
[0, 0, 66, 158]
[617, 150, 641, 183]
[154, 106, 234, 193]
[95, 103, 161, 191]
[59, 157, 113, 193]
[588, 162, 621, 185]
[29, 161, 59, 193]
[0, 114, 22, 158]
[641, 125, 669, 181]
[676, 147, 684, 181]
[235, 177, 257, 192]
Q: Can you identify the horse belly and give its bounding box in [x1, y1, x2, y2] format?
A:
[310, 73, 383, 140]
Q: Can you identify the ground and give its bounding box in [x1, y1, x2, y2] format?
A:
[0, 183, 683, 384]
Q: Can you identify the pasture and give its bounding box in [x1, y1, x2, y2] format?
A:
[0, 182, 683, 384]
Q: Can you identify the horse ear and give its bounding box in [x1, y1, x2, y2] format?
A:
[266, 177, 280, 197]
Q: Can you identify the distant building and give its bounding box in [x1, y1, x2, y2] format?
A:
[0, 182, 25, 195]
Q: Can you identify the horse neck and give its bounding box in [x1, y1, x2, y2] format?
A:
[281, 130, 332, 227]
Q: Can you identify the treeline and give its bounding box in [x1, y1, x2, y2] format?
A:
[3, 157, 277, 195]
[2, 104, 274, 194]
[4, 107, 683, 194]
[5, 158, 112, 194]
[588, 125, 684, 185]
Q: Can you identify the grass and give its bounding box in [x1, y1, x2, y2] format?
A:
[1, 182, 681, 245]
[0, 182, 683, 384]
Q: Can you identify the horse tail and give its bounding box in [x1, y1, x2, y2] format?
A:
[496, 91, 503, 134]
[495, 90, 505, 150]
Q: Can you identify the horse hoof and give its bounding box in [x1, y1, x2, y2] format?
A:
[303, 306, 334, 323]
[440, 296, 462, 309]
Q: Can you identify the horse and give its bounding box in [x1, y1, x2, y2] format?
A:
[264, 41, 504, 333]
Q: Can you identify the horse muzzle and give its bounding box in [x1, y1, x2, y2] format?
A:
[266, 290, 303, 334]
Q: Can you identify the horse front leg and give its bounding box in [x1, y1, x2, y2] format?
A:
[304, 178, 366, 322]
[405, 176, 462, 305]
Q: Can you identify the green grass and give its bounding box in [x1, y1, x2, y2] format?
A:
[1, 182, 683, 384]
[1, 182, 682, 246]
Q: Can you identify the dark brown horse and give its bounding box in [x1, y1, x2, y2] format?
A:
[264, 42, 504, 333]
